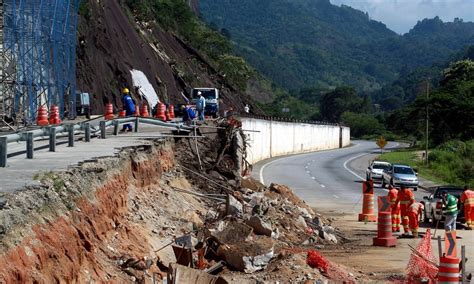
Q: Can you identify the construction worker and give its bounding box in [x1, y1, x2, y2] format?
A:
[244, 104, 250, 113]
[121, 88, 136, 132]
[196, 91, 206, 121]
[408, 201, 424, 238]
[442, 191, 458, 232]
[395, 185, 415, 235]
[387, 185, 401, 232]
[460, 186, 474, 230]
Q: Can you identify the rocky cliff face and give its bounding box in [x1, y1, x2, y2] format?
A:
[76, 0, 267, 115]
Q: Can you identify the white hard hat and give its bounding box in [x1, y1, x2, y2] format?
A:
[198, 91, 202, 95]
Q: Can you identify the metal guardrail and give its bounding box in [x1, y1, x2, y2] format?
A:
[0, 117, 194, 167]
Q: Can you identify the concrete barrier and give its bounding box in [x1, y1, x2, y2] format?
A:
[242, 118, 350, 164]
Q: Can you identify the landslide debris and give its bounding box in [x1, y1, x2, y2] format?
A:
[0, 119, 364, 283]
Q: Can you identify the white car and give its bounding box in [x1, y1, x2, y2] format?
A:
[366, 161, 391, 181]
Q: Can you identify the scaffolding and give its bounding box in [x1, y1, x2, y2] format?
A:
[0, 0, 80, 127]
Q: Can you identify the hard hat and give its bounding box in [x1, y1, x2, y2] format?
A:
[198, 91, 202, 95]
[122, 88, 130, 94]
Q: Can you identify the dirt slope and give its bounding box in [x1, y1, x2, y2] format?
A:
[76, 0, 268, 114]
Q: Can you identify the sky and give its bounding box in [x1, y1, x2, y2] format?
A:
[330, 0, 474, 34]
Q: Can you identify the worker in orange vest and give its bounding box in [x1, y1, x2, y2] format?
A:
[460, 186, 474, 230]
[387, 185, 401, 232]
[408, 202, 424, 238]
[395, 185, 415, 235]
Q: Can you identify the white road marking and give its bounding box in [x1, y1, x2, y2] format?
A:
[258, 142, 362, 184]
[333, 194, 339, 198]
[343, 153, 366, 181]
[311, 177, 316, 180]
[321, 184, 326, 188]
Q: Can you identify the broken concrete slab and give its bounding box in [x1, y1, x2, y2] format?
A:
[168, 263, 228, 284]
[225, 195, 243, 217]
[217, 238, 274, 273]
[212, 222, 253, 245]
[246, 216, 272, 236]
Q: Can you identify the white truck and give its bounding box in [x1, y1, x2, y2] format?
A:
[191, 88, 220, 118]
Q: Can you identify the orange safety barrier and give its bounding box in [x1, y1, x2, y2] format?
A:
[48, 105, 61, 125]
[140, 104, 150, 117]
[358, 193, 377, 222]
[169, 105, 175, 119]
[363, 179, 374, 194]
[155, 103, 166, 121]
[373, 211, 397, 247]
[104, 103, 114, 120]
[36, 106, 49, 126]
[438, 256, 460, 283]
[119, 110, 126, 118]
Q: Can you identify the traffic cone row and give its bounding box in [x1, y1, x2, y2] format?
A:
[36, 106, 49, 126]
[49, 105, 61, 125]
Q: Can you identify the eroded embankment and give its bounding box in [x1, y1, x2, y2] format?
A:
[0, 141, 179, 282]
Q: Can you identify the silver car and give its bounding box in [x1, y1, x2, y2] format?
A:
[382, 164, 419, 191]
[366, 161, 391, 181]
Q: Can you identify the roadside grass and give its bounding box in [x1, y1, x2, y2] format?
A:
[379, 140, 474, 187]
[378, 150, 447, 186]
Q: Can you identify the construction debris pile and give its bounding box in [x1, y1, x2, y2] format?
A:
[148, 120, 363, 283]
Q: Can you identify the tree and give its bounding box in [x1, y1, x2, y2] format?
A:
[320, 87, 362, 122]
[341, 112, 384, 137]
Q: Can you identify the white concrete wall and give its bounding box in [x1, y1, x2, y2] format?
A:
[242, 118, 350, 164]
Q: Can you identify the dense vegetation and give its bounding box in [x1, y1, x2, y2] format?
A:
[199, 0, 474, 92]
[125, 0, 255, 91]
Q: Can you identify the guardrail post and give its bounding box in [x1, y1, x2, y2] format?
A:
[0, 137, 7, 167]
[113, 120, 119, 136]
[84, 123, 91, 142]
[26, 132, 34, 159]
[100, 121, 106, 139]
[49, 127, 56, 152]
[68, 125, 75, 147]
[134, 117, 139, 133]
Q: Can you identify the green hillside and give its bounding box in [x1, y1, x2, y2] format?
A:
[199, 0, 474, 92]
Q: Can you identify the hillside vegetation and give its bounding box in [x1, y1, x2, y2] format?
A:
[199, 0, 474, 92]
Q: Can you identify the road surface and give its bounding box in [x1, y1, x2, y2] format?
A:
[252, 140, 473, 276]
[253, 140, 427, 212]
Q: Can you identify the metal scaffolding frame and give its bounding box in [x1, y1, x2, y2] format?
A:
[0, 0, 80, 127]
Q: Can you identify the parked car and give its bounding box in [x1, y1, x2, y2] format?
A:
[381, 164, 419, 190]
[366, 161, 391, 181]
[422, 186, 465, 226]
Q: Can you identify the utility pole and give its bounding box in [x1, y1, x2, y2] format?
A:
[425, 80, 429, 165]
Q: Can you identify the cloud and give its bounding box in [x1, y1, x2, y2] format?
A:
[330, 0, 474, 34]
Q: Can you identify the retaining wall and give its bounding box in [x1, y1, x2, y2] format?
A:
[241, 118, 350, 164]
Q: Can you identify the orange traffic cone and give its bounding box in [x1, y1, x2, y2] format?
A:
[48, 105, 61, 125]
[165, 109, 170, 121]
[155, 103, 166, 121]
[169, 105, 175, 119]
[358, 194, 377, 222]
[133, 106, 140, 117]
[140, 104, 150, 117]
[37, 106, 49, 126]
[119, 110, 126, 118]
[104, 103, 114, 120]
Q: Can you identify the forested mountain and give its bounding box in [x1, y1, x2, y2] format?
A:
[199, 0, 474, 92]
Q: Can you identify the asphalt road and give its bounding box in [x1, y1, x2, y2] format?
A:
[253, 140, 429, 213]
